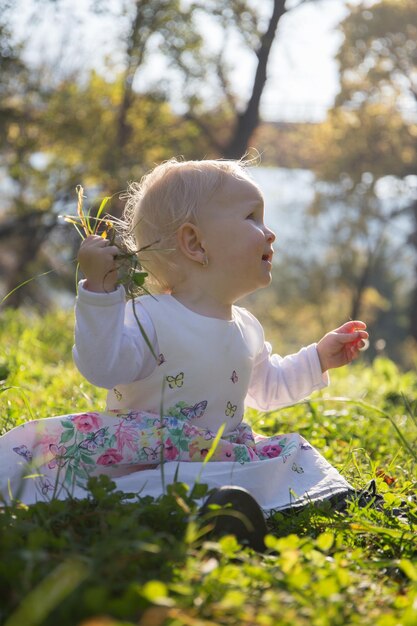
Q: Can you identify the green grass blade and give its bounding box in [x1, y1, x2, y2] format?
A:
[95, 195, 111, 223]
[202, 422, 226, 466]
[4, 558, 89, 626]
[1, 270, 55, 306]
[130, 294, 159, 362]
[159, 377, 166, 493]
[0, 386, 35, 421]
[301, 396, 417, 463]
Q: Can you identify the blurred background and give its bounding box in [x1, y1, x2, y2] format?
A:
[0, 0, 416, 367]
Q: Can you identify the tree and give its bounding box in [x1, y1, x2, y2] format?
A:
[86, 0, 318, 160]
[312, 0, 417, 348]
[0, 2, 60, 305]
[0, 0, 320, 306]
[0, 67, 210, 305]
[183, 0, 315, 158]
[0, 0, 211, 305]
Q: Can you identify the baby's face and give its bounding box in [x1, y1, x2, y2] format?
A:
[196, 174, 276, 302]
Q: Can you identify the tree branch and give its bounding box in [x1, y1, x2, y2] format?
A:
[222, 0, 287, 158]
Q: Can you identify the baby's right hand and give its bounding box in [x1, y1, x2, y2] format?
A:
[77, 235, 119, 293]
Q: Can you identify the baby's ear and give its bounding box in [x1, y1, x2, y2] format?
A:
[176, 222, 206, 264]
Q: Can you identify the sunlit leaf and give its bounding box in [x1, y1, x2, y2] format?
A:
[139, 580, 174, 607]
[96, 196, 111, 222]
[131, 271, 148, 286]
[399, 559, 417, 582]
[316, 531, 335, 552]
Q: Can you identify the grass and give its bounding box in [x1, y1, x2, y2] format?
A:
[0, 307, 416, 626]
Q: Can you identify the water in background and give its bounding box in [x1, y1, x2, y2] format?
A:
[251, 167, 315, 247]
[251, 166, 415, 279]
[251, 166, 337, 265]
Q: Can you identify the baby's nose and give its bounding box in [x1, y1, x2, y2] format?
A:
[265, 226, 276, 242]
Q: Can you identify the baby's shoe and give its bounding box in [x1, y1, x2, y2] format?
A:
[332, 479, 412, 522]
[200, 485, 268, 552]
[353, 479, 385, 510]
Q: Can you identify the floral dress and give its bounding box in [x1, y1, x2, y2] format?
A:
[0, 294, 352, 510]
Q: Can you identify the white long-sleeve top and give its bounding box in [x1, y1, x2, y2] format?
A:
[73, 282, 328, 422]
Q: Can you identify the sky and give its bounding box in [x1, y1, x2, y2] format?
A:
[260, 0, 349, 121]
[11, 0, 367, 123]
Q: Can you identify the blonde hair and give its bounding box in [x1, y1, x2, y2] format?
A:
[121, 157, 258, 292]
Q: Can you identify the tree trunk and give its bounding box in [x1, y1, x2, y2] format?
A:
[222, 0, 287, 159]
[116, 2, 148, 152]
[0, 213, 57, 307]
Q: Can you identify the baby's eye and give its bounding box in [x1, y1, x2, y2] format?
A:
[246, 213, 256, 220]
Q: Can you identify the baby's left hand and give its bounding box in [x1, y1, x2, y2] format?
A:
[317, 321, 368, 372]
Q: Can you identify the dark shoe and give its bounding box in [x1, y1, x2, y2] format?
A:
[321, 481, 385, 514]
[333, 480, 411, 522]
[200, 486, 268, 552]
[354, 479, 385, 510]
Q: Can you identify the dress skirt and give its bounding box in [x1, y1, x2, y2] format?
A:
[0, 410, 351, 511]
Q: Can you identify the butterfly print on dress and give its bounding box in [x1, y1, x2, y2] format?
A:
[78, 428, 107, 452]
[113, 388, 123, 401]
[13, 444, 33, 462]
[230, 370, 238, 384]
[143, 444, 163, 461]
[166, 372, 184, 389]
[48, 444, 68, 469]
[201, 429, 215, 441]
[291, 462, 304, 474]
[180, 401, 208, 419]
[225, 401, 237, 418]
[39, 477, 54, 496]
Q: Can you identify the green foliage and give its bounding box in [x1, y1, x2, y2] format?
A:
[0, 309, 416, 625]
[0, 308, 106, 428]
[325, 0, 417, 183]
[303, 0, 417, 352]
[0, 476, 192, 626]
[336, 0, 416, 112]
